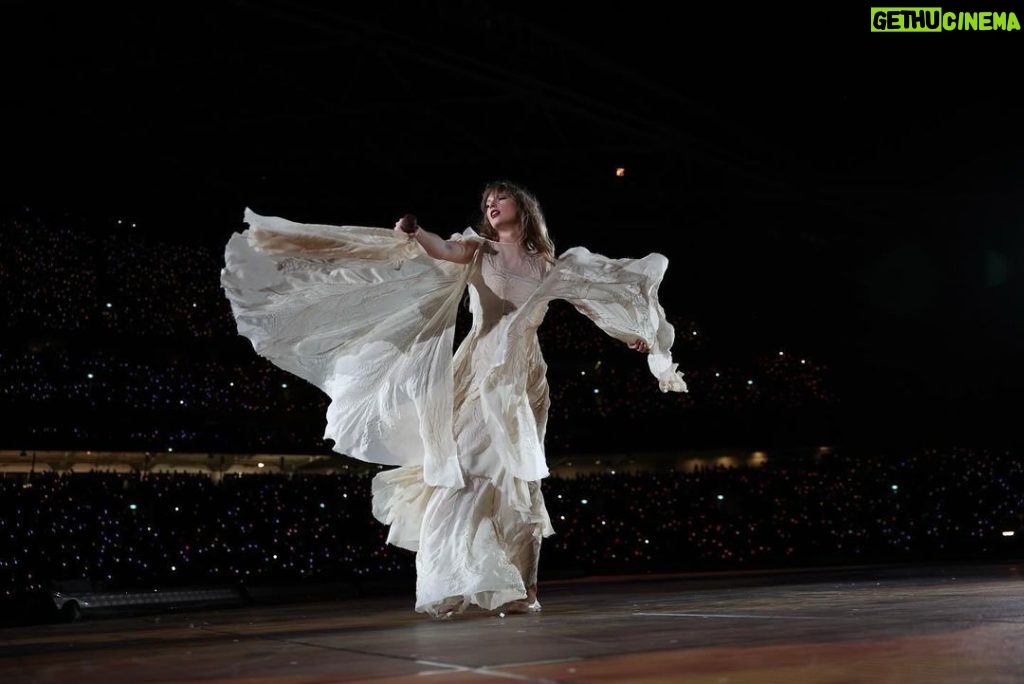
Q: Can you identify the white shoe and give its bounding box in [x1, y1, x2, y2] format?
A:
[429, 596, 464, 619]
[500, 599, 542, 615]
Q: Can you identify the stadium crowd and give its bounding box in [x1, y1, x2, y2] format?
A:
[2, 447, 1022, 600]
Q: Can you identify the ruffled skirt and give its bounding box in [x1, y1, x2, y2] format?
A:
[372, 460, 551, 615]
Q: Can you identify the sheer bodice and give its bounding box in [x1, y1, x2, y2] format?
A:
[471, 240, 550, 330]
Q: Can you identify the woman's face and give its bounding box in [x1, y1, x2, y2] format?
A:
[484, 191, 520, 230]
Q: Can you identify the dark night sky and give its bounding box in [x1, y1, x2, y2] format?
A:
[3, 2, 1022, 447]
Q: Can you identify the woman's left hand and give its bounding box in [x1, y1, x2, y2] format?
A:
[628, 339, 650, 353]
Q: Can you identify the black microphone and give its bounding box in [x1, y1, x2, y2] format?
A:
[398, 214, 418, 234]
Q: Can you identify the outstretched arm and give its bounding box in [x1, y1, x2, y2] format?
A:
[572, 301, 650, 354]
[394, 217, 478, 264]
[557, 250, 687, 393]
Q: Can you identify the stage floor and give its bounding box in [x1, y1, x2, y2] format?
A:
[4, 562, 1024, 683]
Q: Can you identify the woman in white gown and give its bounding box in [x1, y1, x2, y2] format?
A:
[220, 181, 688, 617]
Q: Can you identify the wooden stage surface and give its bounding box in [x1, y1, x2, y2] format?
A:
[4, 562, 1024, 683]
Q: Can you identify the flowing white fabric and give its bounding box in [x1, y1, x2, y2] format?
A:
[221, 208, 687, 614]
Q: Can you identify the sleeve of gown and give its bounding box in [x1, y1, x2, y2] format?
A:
[552, 246, 688, 394]
[220, 208, 472, 488]
[475, 244, 687, 487]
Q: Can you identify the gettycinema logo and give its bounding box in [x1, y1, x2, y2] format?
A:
[871, 8, 1021, 31]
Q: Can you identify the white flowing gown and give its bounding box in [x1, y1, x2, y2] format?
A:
[220, 209, 688, 614]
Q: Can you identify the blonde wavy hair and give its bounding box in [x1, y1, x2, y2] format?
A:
[477, 180, 556, 264]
